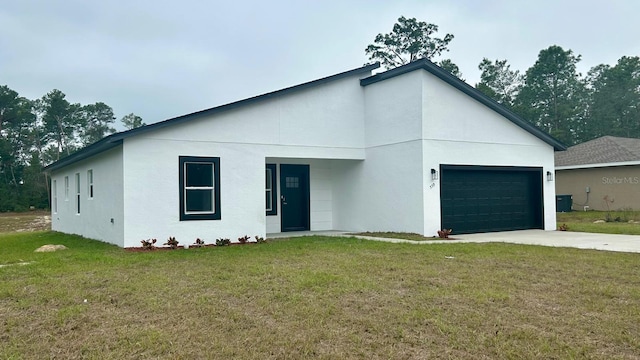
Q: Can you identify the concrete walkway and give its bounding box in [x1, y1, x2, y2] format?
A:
[268, 230, 640, 253]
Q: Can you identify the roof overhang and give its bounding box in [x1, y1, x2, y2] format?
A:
[43, 137, 123, 173]
[555, 160, 640, 170]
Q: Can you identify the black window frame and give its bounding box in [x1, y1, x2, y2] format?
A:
[75, 172, 81, 214]
[266, 163, 277, 216]
[179, 156, 221, 221]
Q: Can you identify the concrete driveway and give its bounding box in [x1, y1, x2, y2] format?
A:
[355, 230, 640, 253]
[454, 230, 640, 253]
[270, 230, 640, 253]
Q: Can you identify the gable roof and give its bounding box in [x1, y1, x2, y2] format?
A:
[360, 59, 566, 151]
[555, 136, 640, 168]
[44, 62, 381, 172]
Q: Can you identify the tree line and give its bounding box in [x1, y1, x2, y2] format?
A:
[2, 16, 638, 212]
[367, 17, 640, 146]
[0, 87, 144, 211]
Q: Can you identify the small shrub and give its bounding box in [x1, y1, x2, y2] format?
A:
[193, 238, 205, 247]
[140, 238, 157, 250]
[164, 236, 179, 249]
[238, 235, 250, 244]
[216, 238, 231, 246]
[255, 235, 266, 244]
[437, 229, 452, 239]
[603, 195, 614, 222]
[617, 207, 634, 222]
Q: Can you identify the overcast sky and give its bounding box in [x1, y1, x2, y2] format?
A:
[1, 0, 639, 130]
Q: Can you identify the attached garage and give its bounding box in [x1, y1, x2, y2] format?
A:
[440, 166, 544, 234]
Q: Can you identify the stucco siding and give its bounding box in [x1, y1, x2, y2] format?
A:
[556, 166, 640, 211]
[420, 70, 557, 233]
[330, 70, 426, 234]
[421, 71, 546, 147]
[122, 137, 265, 247]
[51, 146, 124, 246]
[363, 71, 423, 148]
[332, 141, 425, 234]
[138, 74, 366, 153]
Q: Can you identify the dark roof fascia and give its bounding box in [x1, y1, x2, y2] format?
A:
[43, 137, 123, 172]
[360, 59, 567, 151]
[43, 62, 381, 172]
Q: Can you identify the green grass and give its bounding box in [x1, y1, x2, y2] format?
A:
[2, 231, 640, 359]
[354, 231, 445, 241]
[558, 210, 640, 235]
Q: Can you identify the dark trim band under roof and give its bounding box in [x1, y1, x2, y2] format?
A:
[360, 59, 566, 151]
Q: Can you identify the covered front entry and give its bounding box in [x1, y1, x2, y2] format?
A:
[440, 165, 544, 234]
[280, 164, 310, 231]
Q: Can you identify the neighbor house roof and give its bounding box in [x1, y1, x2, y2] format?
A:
[555, 136, 640, 169]
[44, 59, 565, 173]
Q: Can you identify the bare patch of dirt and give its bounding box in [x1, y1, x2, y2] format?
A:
[0, 211, 51, 233]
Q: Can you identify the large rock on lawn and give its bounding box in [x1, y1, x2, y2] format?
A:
[34, 244, 67, 252]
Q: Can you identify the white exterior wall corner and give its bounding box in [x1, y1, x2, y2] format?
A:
[50, 146, 125, 246]
[420, 70, 557, 233]
[122, 137, 266, 248]
[333, 71, 426, 234]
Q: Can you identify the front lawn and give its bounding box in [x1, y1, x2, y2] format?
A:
[1, 231, 639, 359]
[557, 210, 640, 235]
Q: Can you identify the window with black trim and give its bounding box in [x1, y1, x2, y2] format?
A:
[64, 176, 69, 201]
[87, 169, 94, 199]
[179, 156, 221, 221]
[266, 164, 277, 215]
[75, 172, 80, 214]
[52, 180, 57, 213]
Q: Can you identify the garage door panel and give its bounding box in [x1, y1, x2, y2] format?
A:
[441, 166, 543, 234]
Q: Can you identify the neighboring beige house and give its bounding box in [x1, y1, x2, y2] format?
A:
[555, 136, 640, 211]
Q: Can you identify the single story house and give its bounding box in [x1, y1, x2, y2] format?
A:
[44, 59, 565, 247]
[555, 136, 640, 211]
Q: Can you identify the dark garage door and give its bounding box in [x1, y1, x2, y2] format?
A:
[440, 166, 543, 234]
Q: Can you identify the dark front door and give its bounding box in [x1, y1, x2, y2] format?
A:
[280, 164, 310, 232]
[440, 166, 543, 234]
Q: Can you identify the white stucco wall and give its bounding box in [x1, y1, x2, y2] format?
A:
[122, 137, 265, 247]
[118, 73, 367, 247]
[333, 72, 426, 234]
[51, 146, 124, 246]
[420, 71, 557, 234]
[333, 69, 557, 236]
[145, 74, 366, 159]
